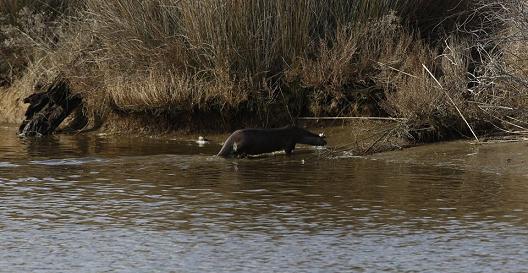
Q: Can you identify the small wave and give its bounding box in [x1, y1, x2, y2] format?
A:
[30, 157, 107, 166]
[330, 151, 364, 159]
[10, 177, 42, 183]
[0, 162, 20, 168]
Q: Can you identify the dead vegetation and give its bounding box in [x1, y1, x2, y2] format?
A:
[1, 0, 527, 143]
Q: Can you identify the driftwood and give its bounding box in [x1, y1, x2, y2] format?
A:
[18, 78, 82, 136]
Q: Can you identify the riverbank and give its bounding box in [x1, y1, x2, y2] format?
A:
[1, 83, 525, 156]
[1, 1, 528, 144]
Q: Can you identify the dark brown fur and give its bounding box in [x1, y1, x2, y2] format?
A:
[217, 126, 326, 158]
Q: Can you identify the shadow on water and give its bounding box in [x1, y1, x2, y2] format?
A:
[1, 125, 528, 272]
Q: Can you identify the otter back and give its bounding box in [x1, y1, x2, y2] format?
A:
[217, 126, 326, 158]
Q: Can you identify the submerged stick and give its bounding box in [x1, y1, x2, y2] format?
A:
[422, 64, 480, 143]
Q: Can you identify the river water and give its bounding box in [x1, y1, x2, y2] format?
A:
[1, 125, 527, 273]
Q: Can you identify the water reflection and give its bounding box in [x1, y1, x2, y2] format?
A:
[1, 125, 528, 272]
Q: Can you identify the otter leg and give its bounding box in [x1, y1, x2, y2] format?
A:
[284, 143, 296, 155]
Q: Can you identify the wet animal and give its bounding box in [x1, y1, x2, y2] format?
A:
[217, 126, 327, 158]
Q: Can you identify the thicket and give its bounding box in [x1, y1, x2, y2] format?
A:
[1, 0, 527, 139]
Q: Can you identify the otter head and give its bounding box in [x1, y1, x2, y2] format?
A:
[293, 127, 327, 146]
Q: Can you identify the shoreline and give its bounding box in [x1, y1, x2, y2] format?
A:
[2, 115, 526, 159]
[2, 86, 526, 157]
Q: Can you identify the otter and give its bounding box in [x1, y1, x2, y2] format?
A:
[217, 126, 327, 158]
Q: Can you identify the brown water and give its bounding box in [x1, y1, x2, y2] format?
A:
[1, 125, 528, 273]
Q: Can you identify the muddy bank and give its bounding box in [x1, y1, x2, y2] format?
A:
[3, 85, 523, 157]
[5, 84, 528, 160]
[0, 87, 409, 156]
[371, 139, 528, 177]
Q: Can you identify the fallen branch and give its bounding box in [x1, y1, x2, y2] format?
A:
[18, 77, 83, 136]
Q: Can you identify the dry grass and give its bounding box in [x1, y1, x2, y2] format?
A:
[1, 0, 528, 139]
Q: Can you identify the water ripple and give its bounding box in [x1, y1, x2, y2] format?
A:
[0, 162, 19, 168]
[0, 126, 528, 272]
[29, 157, 107, 166]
